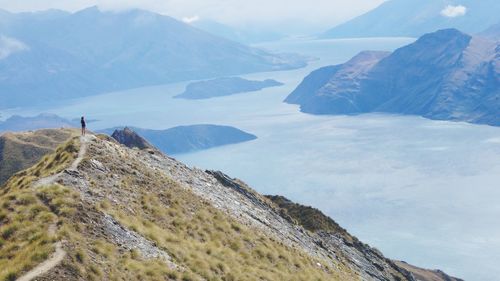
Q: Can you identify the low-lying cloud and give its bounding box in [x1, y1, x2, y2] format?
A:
[0, 35, 28, 59]
[182, 15, 200, 24]
[440, 5, 467, 18]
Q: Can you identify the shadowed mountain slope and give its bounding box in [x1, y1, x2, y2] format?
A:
[0, 7, 306, 109]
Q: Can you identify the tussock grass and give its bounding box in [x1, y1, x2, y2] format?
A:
[0, 137, 80, 281]
[0, 184, 78, 280]
[103, 170, 352, 281]
[0, 129, 77, 186]
[2, 136, 79, 194]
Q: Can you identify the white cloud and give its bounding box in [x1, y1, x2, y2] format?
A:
[440, 5, 467, 18]
[182, 15, 200, 24]
[0, 35, 28, 59]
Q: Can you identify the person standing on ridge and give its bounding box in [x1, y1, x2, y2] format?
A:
[81, 116, 86, 136]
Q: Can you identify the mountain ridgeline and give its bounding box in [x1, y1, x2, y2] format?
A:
[0, 7, 306, 109]
[0, 129, 462, 280]
[0, 114, 79, 132]
[321, 0, 500, 38]
[287, 28, 500, 126]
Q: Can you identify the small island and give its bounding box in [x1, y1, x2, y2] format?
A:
[175, 77, 284, 100]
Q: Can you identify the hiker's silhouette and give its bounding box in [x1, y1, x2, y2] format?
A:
[81, 116, 86, 136]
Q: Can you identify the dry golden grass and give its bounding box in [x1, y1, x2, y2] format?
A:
[2, 136, 79, 194]
[101, 170, 355, 281]
[0, 137, 80, 281]
[0, 129, 77, 186]
[0, 134, 358, 281]
[0, 183, 79, 281]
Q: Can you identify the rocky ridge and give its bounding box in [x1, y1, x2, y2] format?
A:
[0, 130, 461, 280]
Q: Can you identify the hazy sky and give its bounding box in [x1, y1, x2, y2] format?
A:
[0, 0, 385, 26]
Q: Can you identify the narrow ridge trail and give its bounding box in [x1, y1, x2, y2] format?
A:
[17, 135, 90, 281]
[33, 135, 89, 188]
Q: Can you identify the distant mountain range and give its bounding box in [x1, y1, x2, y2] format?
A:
[287, 28, 500, 126]
[100, 125, 257, 154]
[0, 113, 79, 132]
[175, 77, 283, 100]
[322, 0, 500, 39]
[0, 7, 306, 109]
[480, 22, 500, 40]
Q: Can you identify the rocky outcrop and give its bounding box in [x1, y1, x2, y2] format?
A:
[111, 127, 154, 150]
[288, 28, 500, 126]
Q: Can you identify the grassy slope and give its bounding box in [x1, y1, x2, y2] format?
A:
[0, 129, 77, 186]
[0, 137, 80, 281]
[0, 134, 357, 281]
[266, 195, 358, 244]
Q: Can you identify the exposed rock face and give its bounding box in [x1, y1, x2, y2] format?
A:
[111, 127, 154, 150]
[287, 29, 500, 126]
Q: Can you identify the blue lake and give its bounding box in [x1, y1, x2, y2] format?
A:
[3, 37, 500, 281]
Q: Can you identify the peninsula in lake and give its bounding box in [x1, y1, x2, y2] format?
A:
[101, 125, 257, 155]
